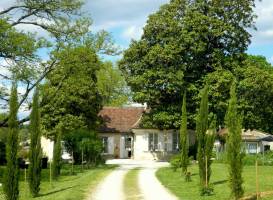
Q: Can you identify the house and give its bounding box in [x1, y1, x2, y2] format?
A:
[98, 107, 195, 160]
[216, 128, 273, 154]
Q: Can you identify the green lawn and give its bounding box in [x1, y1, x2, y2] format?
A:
[156, 163, 273, 200]
[0, 164, 115, 200]
[123, 168, 141, 200]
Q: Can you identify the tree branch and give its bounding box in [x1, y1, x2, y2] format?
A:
[0, 59, 58, 127]
[0, 6, 27, 15]
[11, 10, 38, 26]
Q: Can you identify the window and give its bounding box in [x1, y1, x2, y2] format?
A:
[148, 133, 158, 151]
[172, 132, 180, 152]
[102, 137, 108, 153]
[125, 137, 132, 149]
[248, 143, 257, 154]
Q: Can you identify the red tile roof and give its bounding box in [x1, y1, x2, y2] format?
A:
[98, 107, 145, 133]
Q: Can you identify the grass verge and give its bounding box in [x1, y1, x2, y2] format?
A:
[156, 163, 273, 200]
[0, 164, 116, 200]
[123, 168, 141, 200]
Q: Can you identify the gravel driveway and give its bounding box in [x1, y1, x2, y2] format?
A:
[89, 159, 178, 200]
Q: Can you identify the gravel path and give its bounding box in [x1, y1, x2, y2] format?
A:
[138, 168, 178, 200]
[89, 167, 128, 200]
[89, 159, 178, 200]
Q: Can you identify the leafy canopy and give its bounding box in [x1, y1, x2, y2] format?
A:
[119, 0, 257, 129]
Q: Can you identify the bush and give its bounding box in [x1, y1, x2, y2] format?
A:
[243, 152, 273, 166]
[63, 129, 103, 166]
[215, 151, 273, 166]
[170, 154, 181, 172]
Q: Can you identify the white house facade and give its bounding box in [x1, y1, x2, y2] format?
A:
[98, 107, 195, 160]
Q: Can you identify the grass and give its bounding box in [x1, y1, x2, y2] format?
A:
[123, 168, 141, 200]
[156, 163, 273, 200]
[0, 164, 116, 200]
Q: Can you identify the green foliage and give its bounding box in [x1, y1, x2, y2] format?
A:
[0, 114, 8, 165]
[0, 0, 93, 127]
[205, 118, 216, 190]
[119, 0, 257, 129]
[196, 85, 215, 195]
[170, 154, 181, 172]
[28, 88, 42, 197]
[97, 62, 129, 106]
[63, 129, 103, 165]
[81, 134, 104, 167]
[3, 83, 19, 200]
[226, 82, 244, 199]
[243, 152, 273, 166]
[196, 85, 208, 188]
[52, 128, 62, 179]
[41, 45, 103, 135]
[205, 55, 273, 133]
[180, 92, 188, 175]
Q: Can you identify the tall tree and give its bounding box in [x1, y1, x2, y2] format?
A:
[28, 88, 42, 197]
[204, 55, 273, 133]
[226, 82, 244, 199]
[180, 92, 188, 175]
[119, 0, 257, 129]
[52, 126, 62, 179]
[196, 85, 209, 193]
[3, 82, 19, 200]
[196, 85, 215, 195]
[41, 43, 107, 177]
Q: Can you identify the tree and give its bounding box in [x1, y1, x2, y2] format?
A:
[41, 44, 103, 133]
[226, 82, 244, 199]
[180, 92, 188, 175]
[41, 42, 106, 177]
[205, 55, 273, 133]
[3, 82, 19, 200]
[0, 0, 92, 127]
[196, 85, 215, 195]
[52, 126, 62, 179]
[0, 114, 8, 165]
[97, 62, 130, 106]
[28, 88, 42, 197]
[119, 0, 257, 129]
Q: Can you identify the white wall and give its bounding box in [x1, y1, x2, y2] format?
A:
[132, 129, 174, 160]
[41, 136, 54, 161]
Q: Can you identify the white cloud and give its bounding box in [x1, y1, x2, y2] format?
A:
[86, 0, 169, 42]
[1, 0, 273, 46]
[122, 25, 143, 40]
[251, 0, 273, 44]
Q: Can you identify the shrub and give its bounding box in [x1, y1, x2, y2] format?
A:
[170, 154, 181, 172]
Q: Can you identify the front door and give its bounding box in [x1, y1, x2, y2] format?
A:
[120, 135, 133, 158]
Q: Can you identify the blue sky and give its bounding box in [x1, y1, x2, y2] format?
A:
[85, 0, 273, 64]
[0, 0, 272, 63]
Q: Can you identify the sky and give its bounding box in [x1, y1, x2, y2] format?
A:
[85, 0, 273, 64]
[0, 0, 272, 63]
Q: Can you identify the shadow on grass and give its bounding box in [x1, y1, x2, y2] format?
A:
[39, 186, 76, 197]
[212, 180, 227, 185]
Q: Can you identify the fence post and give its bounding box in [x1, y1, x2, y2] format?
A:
[256, 159, 260, 200]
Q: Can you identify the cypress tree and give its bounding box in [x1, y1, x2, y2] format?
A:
[196, 85, 215, 195]
[3, 82, 19, 200]
[180, 92, 188, 176]
[205, 117, 216, 188]
[225, 82, 244, 199]
[29, 88, 42, 197]
[52, 127, 62, 179]
[196, 85, 208, 189]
